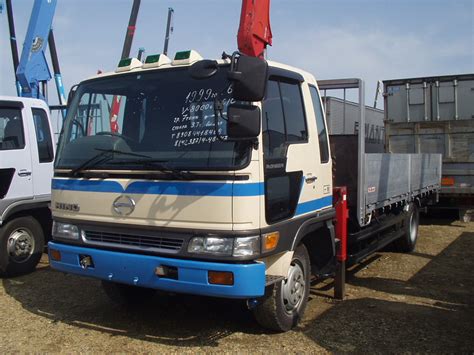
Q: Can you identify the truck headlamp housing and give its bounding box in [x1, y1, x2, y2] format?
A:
[52, 221, 80, 240]
[188, 235, 260, 257]
[233, 236, 260, 256]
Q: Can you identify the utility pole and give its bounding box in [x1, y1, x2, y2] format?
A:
[163, 7, 174, 56]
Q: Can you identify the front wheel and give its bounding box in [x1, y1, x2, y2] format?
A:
[0, 216, 45, 277]
[252, 244, 310, 332]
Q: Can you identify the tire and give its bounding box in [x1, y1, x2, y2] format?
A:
[395, 203, 419, 253]
[0, 216, 45, 277]
[252, 244, 311, 332]
[101, 280, 156, 305]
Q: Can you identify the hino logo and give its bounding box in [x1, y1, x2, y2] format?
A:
[55, 202, 80, 212]
[113, 195, 136, 216]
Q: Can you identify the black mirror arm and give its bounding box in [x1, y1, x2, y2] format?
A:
[213, 98, 227, 142]
[222, 50, 243, 73]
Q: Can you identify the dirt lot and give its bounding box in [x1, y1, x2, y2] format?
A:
[1, 218, 473, 353]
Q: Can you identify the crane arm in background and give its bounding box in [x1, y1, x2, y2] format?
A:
[48, 28, 67, 118]
[16, 0, 57, 101]
[237, 0, 272, 58]
[109, 0, 141, 133]
[5, 0, 22, 96]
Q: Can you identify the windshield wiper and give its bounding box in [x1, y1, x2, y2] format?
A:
[109, 158, 193, 180]
[69, 149, 152, 177]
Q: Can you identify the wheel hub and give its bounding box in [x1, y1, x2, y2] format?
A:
[409, 211, 418, 243]
[281, 262, 305, 313]
[7, 228, 35, 263]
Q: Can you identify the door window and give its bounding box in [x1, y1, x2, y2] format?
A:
[309, 86, 330, 163]
[262, 78, 308, 224]
[262, 79, 308, 160]
[279, 81, 307, 142]
[0, 108, 25, 150]
[32, 109, 54, 163]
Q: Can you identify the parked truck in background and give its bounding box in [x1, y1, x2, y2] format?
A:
[47, 52, 441, 331]
[384, 74, 474, 221]
[0, 96, 55, 276]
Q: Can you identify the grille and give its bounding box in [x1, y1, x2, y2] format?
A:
[84, 230, 184, 252]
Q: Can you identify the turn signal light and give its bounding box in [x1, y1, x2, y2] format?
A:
[263, 231, 280, 252]
[442, 177, 455, 186]
[208, 271, 234, 285]
[49, 249, 61, 261]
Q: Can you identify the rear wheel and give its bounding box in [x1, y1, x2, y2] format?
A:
[252, 244, 310, 332]
[101, 280, 156, 305]
[0, 216, 45, 277]
[395, 203, 419, 252]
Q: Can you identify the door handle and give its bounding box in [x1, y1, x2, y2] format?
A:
[305, 176, 317, 183]
[18, 170, 32, 177]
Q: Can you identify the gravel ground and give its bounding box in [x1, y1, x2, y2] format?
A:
[0, 218, 473, 353]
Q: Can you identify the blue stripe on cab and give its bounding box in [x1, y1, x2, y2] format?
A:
[51, 179, 332, 214]
[295, 195, 333, 216]
[51, 179, 264, 197]
[51, 179, 123, 193]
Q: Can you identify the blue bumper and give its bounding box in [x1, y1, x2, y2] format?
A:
[48, 242, 266, 298]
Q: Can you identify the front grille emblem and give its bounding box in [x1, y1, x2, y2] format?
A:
[113, 195, 136, 216]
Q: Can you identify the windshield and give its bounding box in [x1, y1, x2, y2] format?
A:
[56, 65, 251, 171]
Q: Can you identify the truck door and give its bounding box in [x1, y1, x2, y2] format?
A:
[0, 101, 34, 204]
[30, 107, 55, 198]
[262, 76, 332, 225]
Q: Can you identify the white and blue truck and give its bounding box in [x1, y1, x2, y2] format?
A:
[47, 51, 441, 331]
[0, 96, 55, 276]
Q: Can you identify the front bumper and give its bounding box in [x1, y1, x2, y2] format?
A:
[48, 242, 266, 298]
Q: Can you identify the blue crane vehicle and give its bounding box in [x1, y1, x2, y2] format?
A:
[5, 0, 67, 113]
[0, 0, 63, 276]
[0, 0, 146, 277]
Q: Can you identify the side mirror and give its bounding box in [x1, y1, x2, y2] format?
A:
[228, 55, 268, 102]
[226, 104, 261, 140]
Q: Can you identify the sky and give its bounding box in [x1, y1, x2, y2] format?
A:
[1, 0, 473, 109]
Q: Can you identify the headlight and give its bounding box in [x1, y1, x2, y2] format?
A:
[188, 235, 260, 257]
[188, 236, 233, 255]
[52, 221, 80, 240]
[233, 236, 260, 256]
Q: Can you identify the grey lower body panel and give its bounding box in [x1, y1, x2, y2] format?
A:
[0, 195, 51, 225]
[363, 153, 441, 217]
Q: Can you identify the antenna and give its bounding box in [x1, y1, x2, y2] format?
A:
[163, 7, 174, 56]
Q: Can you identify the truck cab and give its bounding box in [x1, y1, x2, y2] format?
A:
[47, 51, 440, 331]
[0, 96, 55, 276]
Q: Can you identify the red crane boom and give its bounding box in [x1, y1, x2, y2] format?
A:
[237, 0, 272, 58]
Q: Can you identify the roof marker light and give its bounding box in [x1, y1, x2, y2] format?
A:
[115, 57, 142, 73]
[142, 54, 171, 69]
[172, 50, 203, 66]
